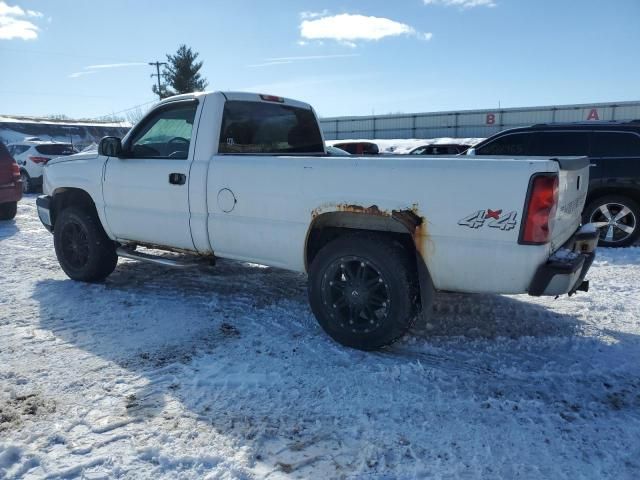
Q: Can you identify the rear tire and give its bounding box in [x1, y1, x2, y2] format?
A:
[54, 207, 118, 282]
[21, 171, 33, 194]
[308, 233, 418, 350]
[584, 195, 640, 247]
[0, 202, 17, 220]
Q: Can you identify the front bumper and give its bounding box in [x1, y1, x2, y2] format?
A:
[36, 195, 53, 232]
[528, 224, 598, 296]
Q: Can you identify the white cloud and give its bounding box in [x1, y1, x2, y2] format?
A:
[300, 10, 329, 20]
[266, 54, 360, 62]
[69, 62, 147, 79]
[68, 70, 98, 79]
[246, 54, 360, 68]
[423, 0, 496, 8]
[300, 13, 432, 45]
[86, 62, 148, 70]
[246, 60, 294, 68]
[0, 1, 43, 40]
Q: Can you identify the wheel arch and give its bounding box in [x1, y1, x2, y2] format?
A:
[305, 206, 435, 311]
[586, 187, 640, 207]
[50, 187, 99, 230]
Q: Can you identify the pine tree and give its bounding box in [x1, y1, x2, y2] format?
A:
[152, 45, 209, 99]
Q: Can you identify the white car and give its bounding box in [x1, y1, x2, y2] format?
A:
[8, 138, 77, 193]
[37, 91, 598, 350]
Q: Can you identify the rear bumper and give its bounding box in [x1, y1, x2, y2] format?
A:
[528, 224, 598, 296]
[0, 180, 22, 204]
[36, 194, 53, 232]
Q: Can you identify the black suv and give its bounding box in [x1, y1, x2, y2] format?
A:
[469, 121, 640, 247]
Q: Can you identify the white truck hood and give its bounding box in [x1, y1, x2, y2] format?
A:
[47, 150, 99, 166]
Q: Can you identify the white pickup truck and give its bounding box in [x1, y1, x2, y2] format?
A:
[37, 91, 598, 350]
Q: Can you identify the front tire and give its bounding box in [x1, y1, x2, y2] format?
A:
[0, 202, 17, 220]
[54, 207, 118, 282]
[584, 195, 640, 247]
[308, 233, 418, 350]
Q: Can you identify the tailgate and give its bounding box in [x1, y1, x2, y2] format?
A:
[551, 156, 590, 249]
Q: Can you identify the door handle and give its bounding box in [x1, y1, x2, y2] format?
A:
[169, 173, 186, 185]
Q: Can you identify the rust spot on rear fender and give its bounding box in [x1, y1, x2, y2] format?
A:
[391, 205, 429, 260]
[310, 202, 431, 259]
[311, 203, 387, 218]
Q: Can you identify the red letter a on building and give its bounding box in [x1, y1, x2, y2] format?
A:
[587, 108, 600, 121]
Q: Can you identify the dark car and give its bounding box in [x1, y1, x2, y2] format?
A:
[0, 142, 23, 220]
[332, 141, 379, 155]
[408, 143, 471, 155]
[469, 121, 640, 247]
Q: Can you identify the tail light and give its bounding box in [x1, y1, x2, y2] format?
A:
[11, 162, 20, 178]
[29, 156, 50, 164]
[520, 174, 559, 245]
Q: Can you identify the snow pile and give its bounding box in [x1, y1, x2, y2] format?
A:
[1, 197, 639, 479]
[327, 137, 485, 154]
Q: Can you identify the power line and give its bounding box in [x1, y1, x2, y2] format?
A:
[149, 61, 168, 100]
[89, 99, 158, 121]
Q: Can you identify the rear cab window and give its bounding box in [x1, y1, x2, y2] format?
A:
[219, 101, 324, 154]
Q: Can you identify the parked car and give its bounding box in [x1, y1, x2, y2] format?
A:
[37, 91, 597, 351]
[408, 143, 471, 155]
[331, 141, 379, 155]
[8, 138, 78, 193]
[326, 145, 351, 156]
[468, 121, 640, 247]
[0, 142, 23, 220]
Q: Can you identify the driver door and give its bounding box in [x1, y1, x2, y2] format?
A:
[102, 99, 199, 250]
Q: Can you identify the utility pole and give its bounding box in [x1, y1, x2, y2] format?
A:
[149, 61, 167, 100]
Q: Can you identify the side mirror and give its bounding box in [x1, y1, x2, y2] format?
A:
[466, 147, 476, 156]
[98, 136, 123, 157]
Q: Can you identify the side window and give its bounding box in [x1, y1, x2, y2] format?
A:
[590, 132, 640, 157]
[219, 100, 324, 154]
[528, 132, 590, 156]
[475, 133, 529, 155]
[127, 101, 197, 159]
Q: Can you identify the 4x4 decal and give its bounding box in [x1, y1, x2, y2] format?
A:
[458, 209, 518, 231]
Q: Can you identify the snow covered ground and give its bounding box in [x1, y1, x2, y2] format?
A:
[1, 196, 639, 479]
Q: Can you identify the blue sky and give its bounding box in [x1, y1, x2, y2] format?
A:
[1, 0, 639, 120]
